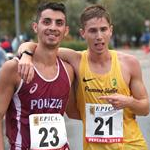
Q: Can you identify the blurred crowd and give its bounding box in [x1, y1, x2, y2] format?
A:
[0, 34, 32, 61]
[111, 30, 150, 53]
[0, 34, 32, 53]
[140, 29, 150, 53]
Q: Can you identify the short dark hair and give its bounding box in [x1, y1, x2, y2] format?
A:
[35, 2, 67, 22]
[80, 5, 111, 28]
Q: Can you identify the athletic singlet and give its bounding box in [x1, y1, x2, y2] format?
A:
[5, 58, 71, 150]
[76, 50, 148, 150]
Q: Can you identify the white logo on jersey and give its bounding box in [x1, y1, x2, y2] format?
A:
[29, 83, 38, 94]
[31, 98, 63, 110]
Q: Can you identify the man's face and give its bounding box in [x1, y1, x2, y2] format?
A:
[33, 9, 68, 48]
[80, 17, 113, 54]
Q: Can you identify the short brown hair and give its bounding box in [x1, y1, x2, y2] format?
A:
[80, 5, 111, 28]
[36, 2, 67, 23]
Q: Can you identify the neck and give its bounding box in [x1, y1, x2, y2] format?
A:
[88, 49, 111, 64]
[33, 44, 58, 66]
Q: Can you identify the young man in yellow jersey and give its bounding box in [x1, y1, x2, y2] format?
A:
[17, 4, 149, 150]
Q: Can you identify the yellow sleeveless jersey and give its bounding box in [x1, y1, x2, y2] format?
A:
[76, 50, 147, 150]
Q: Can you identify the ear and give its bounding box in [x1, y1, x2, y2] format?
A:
[79, 28, 85, 39]
[110, 25, 113, 37]
[32, 22, 38, 33]
[64, 26, 69, 37]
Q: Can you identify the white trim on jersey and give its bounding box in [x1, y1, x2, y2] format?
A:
[14, 79, 24, 95]
[13, 56, 19, 62]
[33, 59, 60, 82]
[13, 94, 22, 150]
[59, 58, 71, 87]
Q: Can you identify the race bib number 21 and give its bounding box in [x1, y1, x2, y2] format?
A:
[86, 103, 123, 143]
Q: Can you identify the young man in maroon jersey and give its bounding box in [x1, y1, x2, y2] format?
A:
[0, 2, 79, 150]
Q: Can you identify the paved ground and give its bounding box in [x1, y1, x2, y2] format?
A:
[4, 49, 150, 150]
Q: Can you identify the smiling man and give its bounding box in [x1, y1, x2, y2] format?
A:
[0, 2, 81, 150]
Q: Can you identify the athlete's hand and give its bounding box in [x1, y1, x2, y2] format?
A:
[18, 41, 37, 55]
[18, 54, 34, 84]
[98, 94, 133, 110]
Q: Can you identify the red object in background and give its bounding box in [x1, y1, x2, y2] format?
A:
[142, 45, 150, 54]
[1, 41, 11, 49]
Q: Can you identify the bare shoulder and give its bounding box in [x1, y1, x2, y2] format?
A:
[0, 59, 20, 116]
[117, 52, 141, 77]
[117, 51, 140, 70]
[1, 59, 18, 72]
[0, 59, 20, 83]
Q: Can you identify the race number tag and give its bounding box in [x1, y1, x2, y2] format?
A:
[29, 114, 68, 150]
[86, 103, 123, 143]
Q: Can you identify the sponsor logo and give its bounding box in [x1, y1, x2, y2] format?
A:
[90, 106, 95, 115]
[112, 78, 117, 86]
[33, 116, 39, 126]
[85, 86, 118, 94]
[29, 83, 38, 94]
[30, 98, 63, 110]
[83, 77, 96, 82]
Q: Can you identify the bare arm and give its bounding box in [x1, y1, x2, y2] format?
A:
[63, 62, 81, 119]
[17, 42, 37, 55]
[0, 60, 19, 149]
[58, 47, 81, 69]
[128, 56, 149, 115]
[66, 79, 81, 120]
[17, 42, 37, 83]
[17, 42, 81, 83]
[17, 42, 80, 66]
[99, 55, 149, 116]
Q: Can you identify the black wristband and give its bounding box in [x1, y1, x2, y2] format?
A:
[21, 50, 33, 57]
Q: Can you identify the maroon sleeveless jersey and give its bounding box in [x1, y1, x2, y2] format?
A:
[5, 58, 71, 150]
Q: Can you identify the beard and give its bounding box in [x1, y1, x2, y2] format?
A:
[38, 30, 64, 50]
[44, 40, 60, 50]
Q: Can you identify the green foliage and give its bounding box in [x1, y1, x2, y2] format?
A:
[0, 0, 68, 36]
[1, 0, 150, 44]
[0, 0, 14, 36]
[101, 0, 150, 37]
[60, 40, 87, 51]
[86, 0, 99, 4]
[65, 0, 87, 38]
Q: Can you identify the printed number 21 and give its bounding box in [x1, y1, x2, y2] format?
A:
[94, 117, 113, 135]
[39, 127, 59, 147]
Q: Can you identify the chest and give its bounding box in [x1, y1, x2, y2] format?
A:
[15, 72, 70, 114]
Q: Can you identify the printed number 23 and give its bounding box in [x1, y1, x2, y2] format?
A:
[94, 117, 113, 135]
[39, 127, 59, 147]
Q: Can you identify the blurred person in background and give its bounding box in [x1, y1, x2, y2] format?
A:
[0, 47, 8, 69]
[0, 35, 13, 53]
[140, 29, 150, 53]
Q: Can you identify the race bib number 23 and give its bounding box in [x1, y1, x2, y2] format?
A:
[29, 114, 68, 150]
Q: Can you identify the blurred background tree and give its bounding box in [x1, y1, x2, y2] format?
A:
[65, 0, 86, 38]
[0, 0, 150, 48]
[86, 0, 99, 4]
[101, 0, 150, 46]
